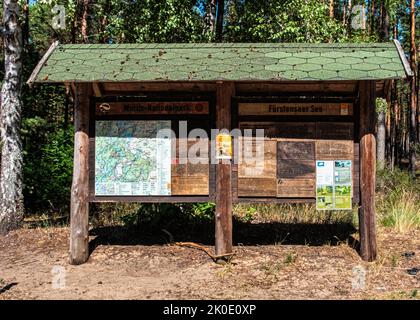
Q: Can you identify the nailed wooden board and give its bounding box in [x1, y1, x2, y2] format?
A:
[277, 159, 315, 179]
[278, 141, 315, 160]
[239, 122, 278, 138]
[277, 178, 315, 198]
[171, 138, 210, 196]
[316, 140, 354, 160]
[175, 138, 209, 160]
[238, 177, 277, 197]
[238, 102, 353, 116]
[316, 122, 354, 140]
[171, 175, 209, 195]
[238, 139, 277, 178]
[96, 101, 209, 115]
[277, 141, 316, 197]
[277, 122, 316, 139]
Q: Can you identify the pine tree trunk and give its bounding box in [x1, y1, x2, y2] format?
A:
[100, 0, 110, 43]
[329, 0, 334, 18]
[81, 0, 90, 43]
[391, 81, 397, 168]
[342, 0, 347, 26]
[216, 0, 224, 42]
[382, 3, 389, 40]
[409, 0, 418, 175]
[0, 0, 24, 235]
[417, 43, 420, 142]
[370, 0, 375, 36]
[22, 0, 29, 46]
[393, 18, 398, 39]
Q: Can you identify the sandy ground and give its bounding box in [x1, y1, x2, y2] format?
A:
[0, 226, 419, 300]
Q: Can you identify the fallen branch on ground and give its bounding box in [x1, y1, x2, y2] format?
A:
[175, 242, 234, 263]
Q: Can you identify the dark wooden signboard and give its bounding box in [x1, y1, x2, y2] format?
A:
[238, 102, 353, 116]
[277, 141, 316, 198]
[96, 101, 209, 115]
[316, 122, 354, 140]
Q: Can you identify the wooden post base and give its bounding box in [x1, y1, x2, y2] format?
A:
[69, 83, 90, 265]
[215, 82, 234, 258]
[358, 80, 377, 262]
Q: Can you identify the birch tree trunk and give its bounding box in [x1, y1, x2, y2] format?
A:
[377, 108, 386, 169]
[205, 0, 216, 36]
[0, 0, 24, 235]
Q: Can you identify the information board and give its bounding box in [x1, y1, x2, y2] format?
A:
[95, 120, 172, 196]
[316, 160, 352, 210]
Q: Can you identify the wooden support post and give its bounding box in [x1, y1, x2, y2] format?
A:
[69, 83, 91, 265]
[215, 81, 234, 260]
[358, 80, 377, 261]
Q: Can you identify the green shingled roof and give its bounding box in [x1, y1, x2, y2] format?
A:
[28, 42, 411, 83]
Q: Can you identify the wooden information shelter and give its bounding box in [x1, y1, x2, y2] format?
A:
[28, 41, 413, 264]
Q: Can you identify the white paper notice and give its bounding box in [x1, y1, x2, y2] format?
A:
[316, 160, 334, 185]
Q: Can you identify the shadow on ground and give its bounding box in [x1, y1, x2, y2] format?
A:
[89, 216, 358, 255]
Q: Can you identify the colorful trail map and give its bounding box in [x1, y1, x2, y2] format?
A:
[95, 120, 171, 196]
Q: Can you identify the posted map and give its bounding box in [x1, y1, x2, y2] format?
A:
[95, 120, 171, 196]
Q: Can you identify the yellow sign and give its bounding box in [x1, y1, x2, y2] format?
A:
[216, 133, 232, 160]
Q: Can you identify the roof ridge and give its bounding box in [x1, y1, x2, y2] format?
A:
[58, 42, 395, 49]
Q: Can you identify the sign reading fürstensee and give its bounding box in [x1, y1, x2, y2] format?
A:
[238, 102, 353, 116]
[96, 101, 209, 115]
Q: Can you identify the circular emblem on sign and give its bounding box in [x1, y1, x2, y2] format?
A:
[99, 103, 111, 113]
[195, 103, 204, 112]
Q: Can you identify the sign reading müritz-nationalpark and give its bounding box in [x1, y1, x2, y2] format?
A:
[96, 101, 209, 115]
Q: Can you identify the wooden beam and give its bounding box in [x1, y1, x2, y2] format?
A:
[69, 83, 91, 265]
[215, 81, 234, 261]
[26, 40, 59, 86]
[101, 81, 217, 94]
[235, 81, 358, 95]
[92, 83, 103, 97]
[358, 80, 377, 262]
[393, 39, 414, 77]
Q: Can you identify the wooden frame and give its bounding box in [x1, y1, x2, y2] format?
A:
[231, 95, 359, 204]
[68, 80, 377, 265]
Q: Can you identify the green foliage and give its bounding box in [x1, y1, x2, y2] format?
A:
[118, 202, 215, 228]
[23, 125, 74, 214]
[8, 0, 419, 221]
[234, 205, 256, 223]
[225, 0, 347, 42]
[188, 202, 215, 221]
[284, 252, 297, 265]
[83, 0, 207, 43]
[376, 97, 388, 114]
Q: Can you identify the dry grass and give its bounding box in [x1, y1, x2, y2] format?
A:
[377, 190, 420, 233]
[233, 203, 356, 225]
